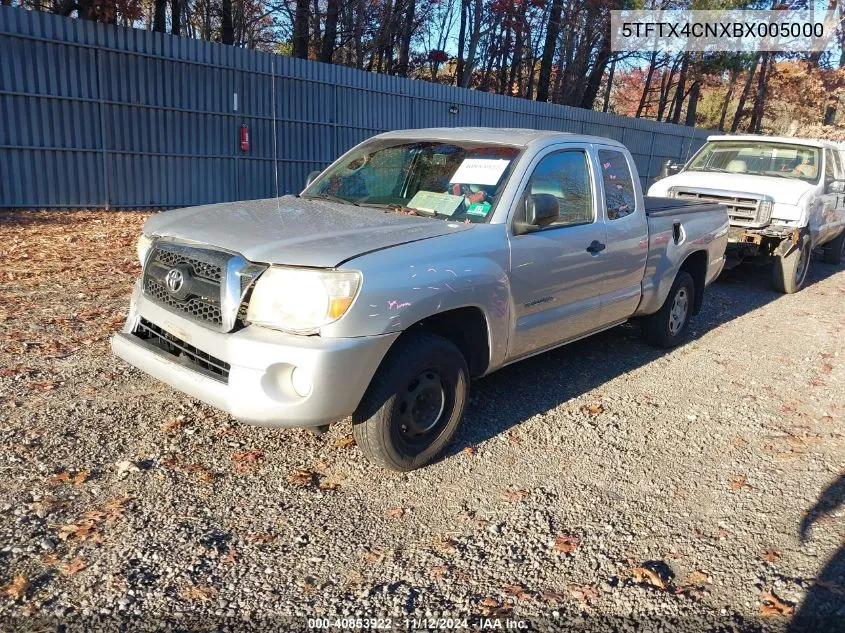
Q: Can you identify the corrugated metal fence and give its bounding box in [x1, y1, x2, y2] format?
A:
[0, 6, 711, 209]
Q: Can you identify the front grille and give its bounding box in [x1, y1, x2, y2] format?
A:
[153, 248, 223, 282]
[146, 278, 223, 326]
[673, 189, 763, 227]
[141, 242, 265, 332]
[133, 318, 230, 382]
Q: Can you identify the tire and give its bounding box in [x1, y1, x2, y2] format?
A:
[352, 332, 469, 471]
[823, 230, 845, 265]
[773, 236, 811, 294]
[641, 271, 695, 349]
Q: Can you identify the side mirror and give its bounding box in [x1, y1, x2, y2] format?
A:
[514, 194, 559, 235]
[827, 180, 845, 194]
[658, 160, 682, 180]
[304, 170, 322, 189]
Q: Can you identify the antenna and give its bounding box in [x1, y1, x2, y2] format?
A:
[271, 52, 279, 203]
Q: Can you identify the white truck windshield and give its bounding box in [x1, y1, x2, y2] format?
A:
[687, 141, 821, 183]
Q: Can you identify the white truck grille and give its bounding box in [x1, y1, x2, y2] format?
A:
[671, 188, 770, 228]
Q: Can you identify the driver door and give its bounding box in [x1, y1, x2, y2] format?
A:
[506, 147, 614, 361]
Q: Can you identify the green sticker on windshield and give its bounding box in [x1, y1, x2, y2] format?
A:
[466, 201, 492, 217]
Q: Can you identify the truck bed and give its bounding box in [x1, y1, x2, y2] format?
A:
[645, 196, 725, 217]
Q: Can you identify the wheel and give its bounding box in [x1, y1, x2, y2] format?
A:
[641, 271, 695, 348]
[823, 230, 845, 265]
[352, 332, 469, 471]
[773, 236, 811, 293]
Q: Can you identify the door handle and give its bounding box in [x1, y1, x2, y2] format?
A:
[586, 240, 606, 254]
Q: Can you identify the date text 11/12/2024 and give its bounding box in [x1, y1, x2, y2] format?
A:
[307, 617, 531, 629]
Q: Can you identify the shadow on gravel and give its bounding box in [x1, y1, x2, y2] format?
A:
[448, 258, 843, 458]
[788, 473, 845, 632]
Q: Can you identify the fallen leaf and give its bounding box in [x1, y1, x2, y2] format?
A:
[161, 417, 186, 433]
[430, 565, 449, 580]
[507, 431, 522, 445]
[1, 575, 29, 600]
[363, 550, 385, 563]
[581, 403, 604, 415]
[539, 589, 567, 604]
[479, 596, 499, 607]
[232, 450, 263, 473]
[761, 591, 795, 617]
[502, 489, 529, 502]
[554, 534, 581, 554]
[686, 570, 709, 585]
[632, 566, 667, 590]
[386, 507, 405, 519]
[178, 585, 219, 602]
[568, 583, 599, 607]
[221, 548, 238, 565]
[762, 548, 781, 563]
[463, 445, 477, 456]
[319, 480, 340, 491]
[60, 557, 87, 576]
[729, 475, 753, 490]
[334, 435, 356, 449]
[247, 532, 275, 545]
[821, 362, 833, 374]
[434, 537, 457, 553]
[287, 468, 316, 487]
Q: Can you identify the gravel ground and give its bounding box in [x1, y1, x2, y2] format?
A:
[1, 210, 843, 632]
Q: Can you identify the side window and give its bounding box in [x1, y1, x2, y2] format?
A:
[598, 149, 637, 220]
[522, 150, 593, 227]
[824, 149, 837, 182]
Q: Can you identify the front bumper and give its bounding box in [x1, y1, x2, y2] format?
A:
[111, 282, 399, 427]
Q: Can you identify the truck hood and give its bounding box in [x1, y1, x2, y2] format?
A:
[143, 196, 473, 267]
[650, 171, 815, 205]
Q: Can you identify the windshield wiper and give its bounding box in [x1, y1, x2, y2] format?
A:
[303, 193, 360, 206]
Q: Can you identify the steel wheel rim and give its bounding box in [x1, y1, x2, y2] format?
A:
[397, 370, 446, 443]
[669, 287, 689, 336]
[796, 243, 810, 286]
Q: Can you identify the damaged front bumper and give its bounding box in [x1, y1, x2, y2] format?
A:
[111, 282, 398, 428]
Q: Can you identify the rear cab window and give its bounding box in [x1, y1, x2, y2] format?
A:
[597, 149, 637, 220]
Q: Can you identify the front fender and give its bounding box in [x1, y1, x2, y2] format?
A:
[321, 227, 512, 371]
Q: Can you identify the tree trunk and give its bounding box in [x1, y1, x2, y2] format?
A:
[292, 0, 310, 58]
[460, 0, 483, 88]
[685, 81, 700, 126]
[730, 55, 760, 133]
[319, 0, 340, 63]
[669, 52, 689, 124]
[580, 34, 611, 110]
[456, 0, 468, 86]
[602, 56, 616, 113]
[536, 0, 563, 103]
[635, 50, 658, 118]
[748, 53, 770, 134]
[396, 0, 415, 77]
[717, 68, 738, 131]
[171, 0, 182, 35]
[153, 0, 167, 33]
[354, 0, 365, 69]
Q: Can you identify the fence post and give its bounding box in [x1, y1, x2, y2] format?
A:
[96, 48, 110, 209]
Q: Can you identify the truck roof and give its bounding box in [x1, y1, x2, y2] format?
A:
[375, 127, 627, 149]
[706, 134, 839, 149]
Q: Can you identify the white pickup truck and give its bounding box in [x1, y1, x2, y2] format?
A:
[649, 135, 845, 293]
[113, 128, 728, 470]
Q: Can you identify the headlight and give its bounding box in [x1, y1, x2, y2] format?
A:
[136, 234, 154, 265]
[246, 267, 361, 334]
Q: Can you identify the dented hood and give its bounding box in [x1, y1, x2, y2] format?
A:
[143, 196, 473, 267]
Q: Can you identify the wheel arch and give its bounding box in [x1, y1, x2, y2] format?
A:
[392, 306, 492, 379]
[679, 250, 708, 315]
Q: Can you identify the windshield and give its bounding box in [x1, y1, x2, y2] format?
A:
[686, 141, 821, 183]
[302, 140, 521, 223]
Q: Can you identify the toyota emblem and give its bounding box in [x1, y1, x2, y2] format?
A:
[165, 268, 184, 293]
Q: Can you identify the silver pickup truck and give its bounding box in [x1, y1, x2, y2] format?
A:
[112, 128, 728, 470]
